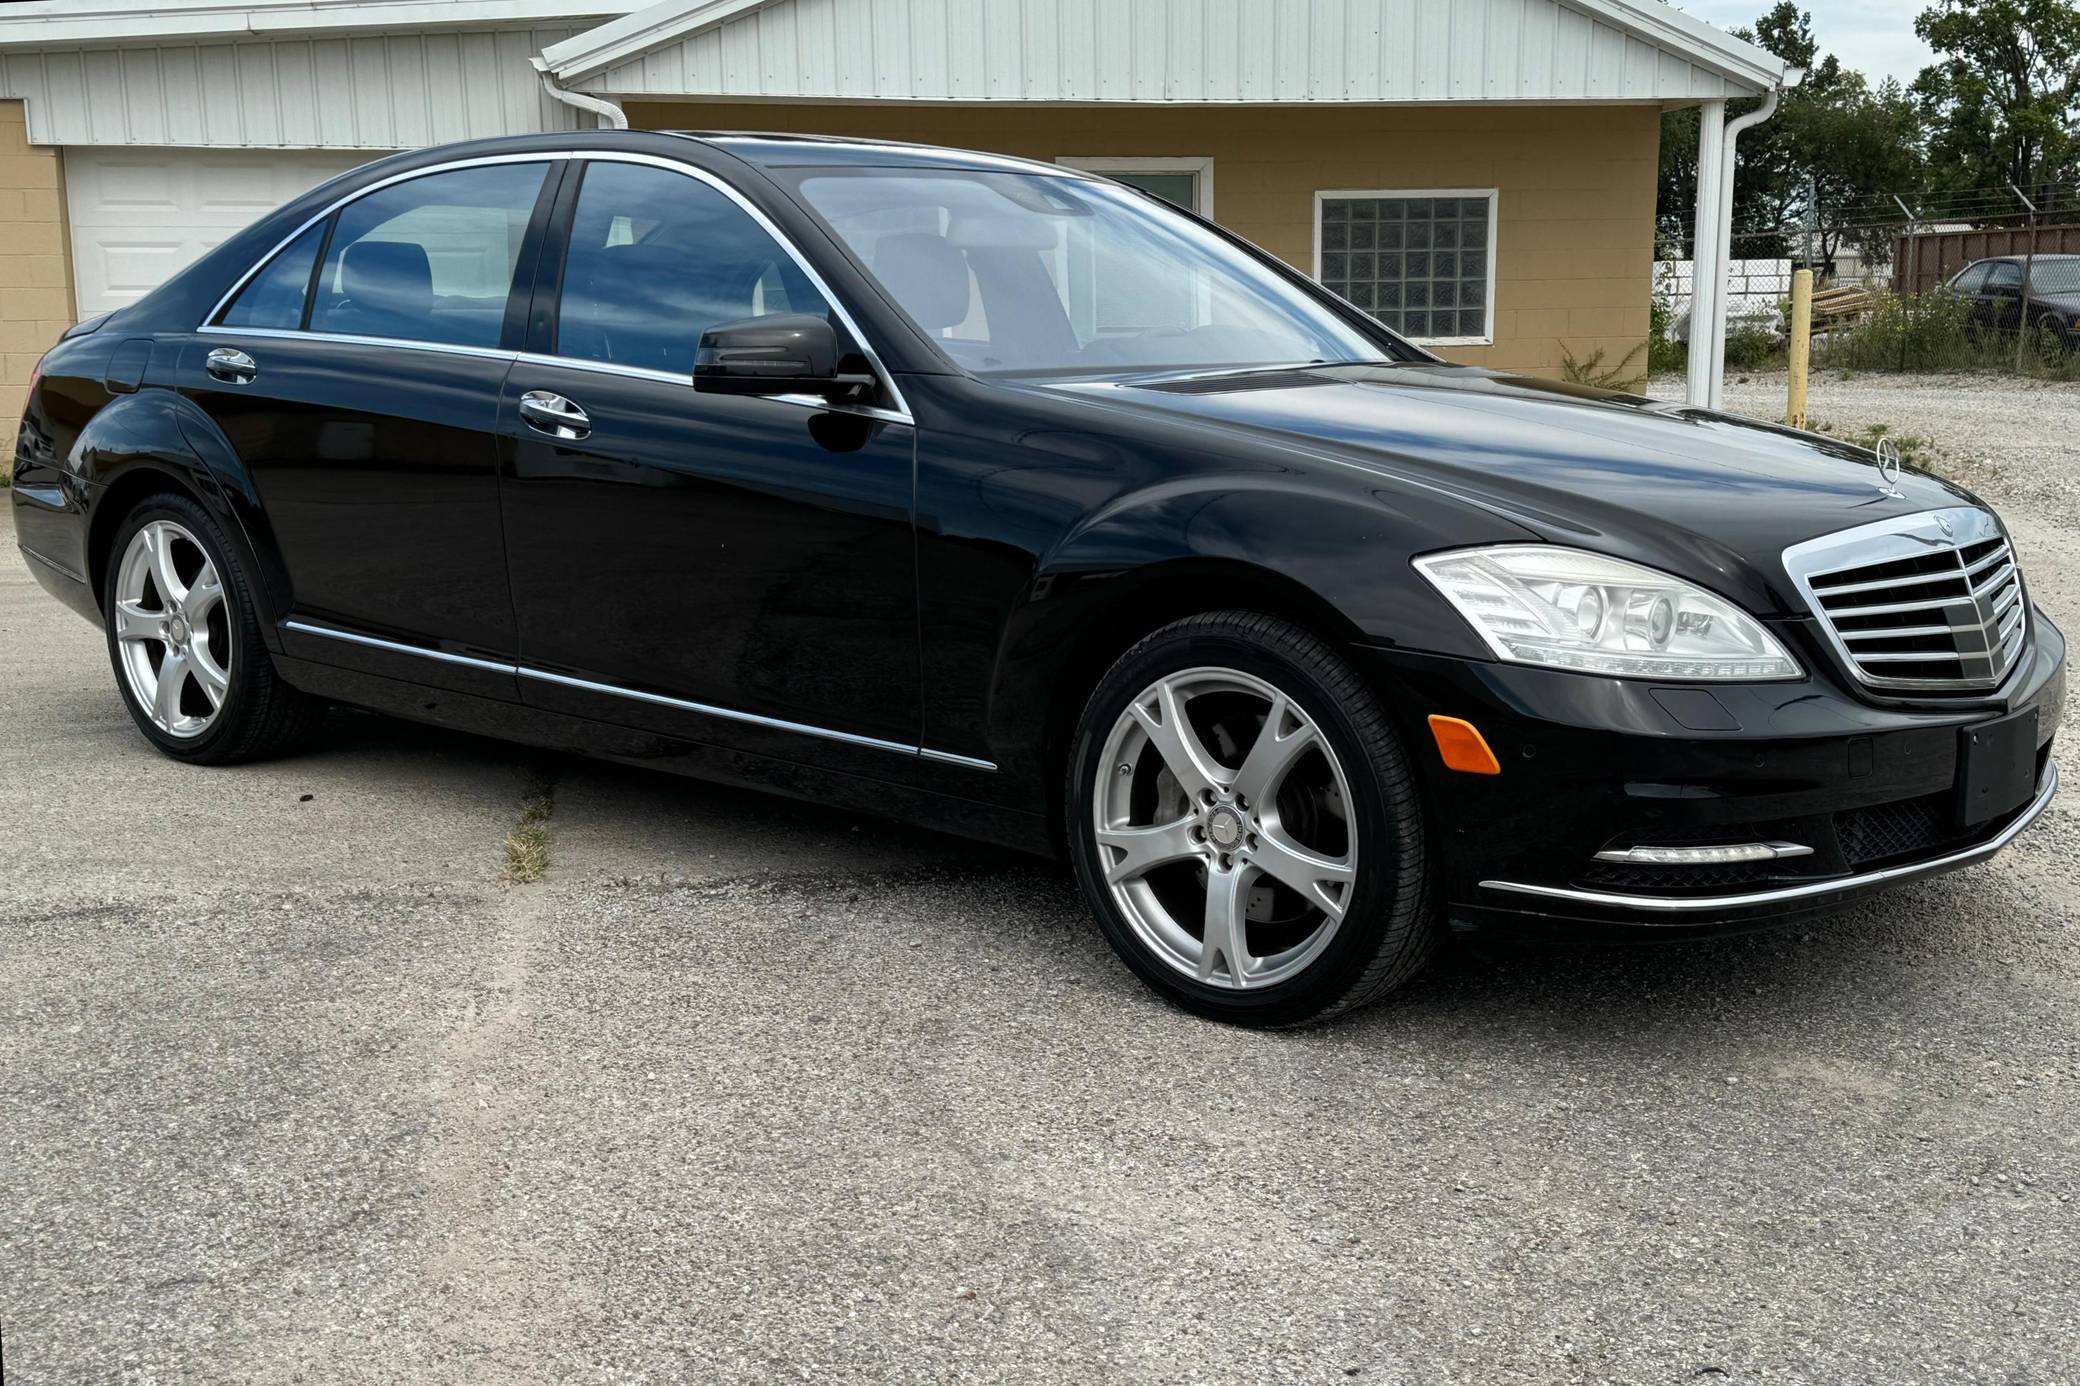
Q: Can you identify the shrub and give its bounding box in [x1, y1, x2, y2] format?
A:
[1648, 289, 1687, 376]
[1810, 290, 1977, 372]
[1560, 340, 1648, 391]
[1722, 323, 1784, 371]
[1809, 291, 2080, 380]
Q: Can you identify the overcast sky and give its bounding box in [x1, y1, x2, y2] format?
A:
[1676, 0, 1939, 86]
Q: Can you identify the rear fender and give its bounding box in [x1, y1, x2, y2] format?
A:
[74, 388, 287, 650]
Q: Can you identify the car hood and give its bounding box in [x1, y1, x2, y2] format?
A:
[1021, 362, 1981, 615]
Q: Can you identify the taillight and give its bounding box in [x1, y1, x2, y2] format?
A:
[21, 353, 43, 418]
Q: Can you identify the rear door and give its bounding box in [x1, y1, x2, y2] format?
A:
[496, 156, 922, 769]
[183, 158, 559, 691]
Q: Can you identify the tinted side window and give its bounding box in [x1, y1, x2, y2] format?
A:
[220, 222, 325, 328]
[309, 162, 548, 347]
[1985, 261, 2024, 291]
[556, 162, 830, 375]
[1950, 263, 1990, 295]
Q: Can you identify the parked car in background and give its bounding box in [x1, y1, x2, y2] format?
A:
[12, 132, 2065, 1026]
[1945, 254, 2080, 345]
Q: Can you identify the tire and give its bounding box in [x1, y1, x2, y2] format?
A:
[1066, 611, 1437, 1026]
[101, 491, 324, 764]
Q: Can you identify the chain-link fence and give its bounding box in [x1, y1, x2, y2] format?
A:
[1650, 181, 2080, 386]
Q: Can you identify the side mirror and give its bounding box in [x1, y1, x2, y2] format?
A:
[693, 313, 877, 401]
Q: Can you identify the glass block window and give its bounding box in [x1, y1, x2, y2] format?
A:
[1318, 192, 1495, 342]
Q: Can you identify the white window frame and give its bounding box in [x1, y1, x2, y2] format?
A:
[1055, 156, 1216, 217]
[1313, 187, 1499, 347]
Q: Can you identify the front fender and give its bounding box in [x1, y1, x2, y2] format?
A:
[982, 476, 1524, 782]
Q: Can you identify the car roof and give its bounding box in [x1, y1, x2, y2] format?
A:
[1974, 253, 2080, 264]
[665, 130, 1101, 179]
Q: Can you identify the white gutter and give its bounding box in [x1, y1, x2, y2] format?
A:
[1686, 70, 1801, 409]
[1684, 99, 1727, 409]
[533, 60, 628, 130]
[1705, 74, 1795, 409]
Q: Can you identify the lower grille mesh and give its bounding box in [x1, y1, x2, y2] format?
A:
[1834, 793, 1957, 867]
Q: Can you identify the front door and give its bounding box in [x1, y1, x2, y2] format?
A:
[183, 159, 556, 689]
[1983, 260, 2025, 331]
[497, 157, 920, 767]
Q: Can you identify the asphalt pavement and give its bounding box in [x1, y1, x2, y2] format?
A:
[5, 406, 2079, 1386]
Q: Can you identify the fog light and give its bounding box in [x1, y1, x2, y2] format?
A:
[1594, 841, 1813, 865]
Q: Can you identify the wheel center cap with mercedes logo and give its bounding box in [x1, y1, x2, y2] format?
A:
[1207, 807, 1244, 849]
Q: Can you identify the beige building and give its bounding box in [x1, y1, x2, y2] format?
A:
[0, 0, 1791, 448]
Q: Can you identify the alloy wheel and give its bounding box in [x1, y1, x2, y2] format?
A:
[113, 520, 232, 738]
[1092, 666, 1358, 990]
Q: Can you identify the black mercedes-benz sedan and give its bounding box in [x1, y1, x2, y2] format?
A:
[12, 131, 2064, 1025]
[1945, 253, 2080, 346]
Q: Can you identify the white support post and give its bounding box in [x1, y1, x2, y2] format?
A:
[1685, 99, 1726, 408]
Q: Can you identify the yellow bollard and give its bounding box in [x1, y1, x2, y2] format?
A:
[1787, 268, 1813, 430]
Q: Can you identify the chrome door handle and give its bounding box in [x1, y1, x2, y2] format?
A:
[205, 347, 257, 383]
[518, 390, 591, 440]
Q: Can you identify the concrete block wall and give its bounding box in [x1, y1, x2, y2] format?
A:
[0, 100, 74, 463]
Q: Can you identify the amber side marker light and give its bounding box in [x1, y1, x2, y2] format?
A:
[1427, 715, 1502, 775]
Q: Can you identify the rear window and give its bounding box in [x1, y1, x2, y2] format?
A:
[219, 222, 324, 329]
[306, 162, 548, 348]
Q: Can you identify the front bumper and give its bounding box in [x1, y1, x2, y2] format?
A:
[1353, 608, 2064, 934]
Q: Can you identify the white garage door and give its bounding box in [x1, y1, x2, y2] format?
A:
[65, 147, 379, 314]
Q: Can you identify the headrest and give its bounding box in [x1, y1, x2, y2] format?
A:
[588, 241, 688, 282]
[871, 234, 969, 330]
[340, 240, 433, 313]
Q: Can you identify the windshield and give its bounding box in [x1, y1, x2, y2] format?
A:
[2026, 260, 2080, 295]
[791, 167, 1401, 376]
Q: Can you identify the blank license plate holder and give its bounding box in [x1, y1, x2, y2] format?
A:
[1957, 707, 2039, 828]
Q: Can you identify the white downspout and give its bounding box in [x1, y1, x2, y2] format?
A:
[533, 60, 628, 130]
[1704, 76, 1793, 409]
[1684, 98, 1726, 408]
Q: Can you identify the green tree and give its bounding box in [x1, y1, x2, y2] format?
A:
[1657, 4, 1927, 273]
[1913, 0, 2080, 214]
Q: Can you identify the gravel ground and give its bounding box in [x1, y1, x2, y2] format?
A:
[6, 372, 2080, 1385]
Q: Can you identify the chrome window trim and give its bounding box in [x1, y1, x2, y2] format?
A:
[199, 149, 914, 426]
[197, 324, 519, 364]
[1783, 506, 2028, 694]
[281, 619, 994, 771]
[202, 152, 573, 328]
[1482, 761, 2056, 915]
[507, 352, 913, 426]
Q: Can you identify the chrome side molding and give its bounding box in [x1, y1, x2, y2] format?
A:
[280, 619, 994, 771]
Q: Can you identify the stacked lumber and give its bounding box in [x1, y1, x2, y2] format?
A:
[1810, 284, 1874, 325]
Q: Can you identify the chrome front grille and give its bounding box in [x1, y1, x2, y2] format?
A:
[1784, 507, 2027, 693]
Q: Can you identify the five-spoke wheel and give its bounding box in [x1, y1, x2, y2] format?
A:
[1069, 612, 1436, 1026]
[102, 493, 322, 764]
[112, 519, 233, 738]
[1094, 668, 1357, 989]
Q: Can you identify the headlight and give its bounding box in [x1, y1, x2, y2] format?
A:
[1413, 545, 1801, 680]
